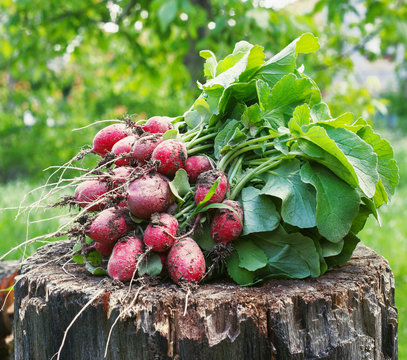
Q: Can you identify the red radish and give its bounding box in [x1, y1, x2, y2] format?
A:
[92, 123, 131, 156]
[111, 166, 137, 187]
[93, 242, 114, 257]
[111, 135, 137, 166]
[74, 179, 110, 211]
[86, 207, 131, 245]
[127, 172, 173, 219]
[116, 197, 128, 208]
[194, 169, 228, 205]
[107, 236, 144, 281]
[142, 116, 173, 134]
[144, 213, 178, 252]
[184, 156, 212, 183]
[210, 200, 244, 243]
[167, 237, 205, 283]
[151, 139, 187, 176]
[132, 133, 163, 163]
[158, 252, 168, 275]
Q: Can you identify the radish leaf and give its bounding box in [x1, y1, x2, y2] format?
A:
[325, 233, 360, 268]
[300, 162, 360, 243]
[226, 251, 256, 285]
[138, 252, 162, 276]
[169, 169, 191, 202]
[254, 33, 319, 88]
[252, 226, 321, 278]
[240, 186, 280, 235]
[85, 262, 108, 276]
[194, 221, 216, 251]
[260, 159, 317, 229]
[357, 126, 399, 204]
[235, 240, 268, 272]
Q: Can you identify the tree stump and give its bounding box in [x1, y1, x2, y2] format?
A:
[13, 241, 397, 360]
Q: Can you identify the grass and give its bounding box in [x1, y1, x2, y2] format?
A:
[0, 181, 70, 261]
[0, 132, 406, 356]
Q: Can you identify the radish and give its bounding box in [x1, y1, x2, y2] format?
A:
[116, 199, 128, 208]
[107, 236, 144, 281]
[167, 237, 205, 283]
[210, 200, 244, 243]
[92, 123, 131, 156]
[111, 135, 137, 166]
[194, 169, 229, 205]
[184, 156, 212, 183]
[127, 172, 174, 219]
[93, 242, 115, 257]
[142, 116, 173, 134]
[144, 213, 178, 252]
[158, 252, 168, 275]
[74, 179, 110, 211]
[151, 139, 187, 176]
[111, 166, 137, 187]
[132, 133, 163, 163]
[86, 207, 131, 245]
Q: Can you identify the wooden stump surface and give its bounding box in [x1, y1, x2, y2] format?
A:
[13, 240, 398, 360]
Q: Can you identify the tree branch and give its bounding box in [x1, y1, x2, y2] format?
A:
[116, 0, 137, 24]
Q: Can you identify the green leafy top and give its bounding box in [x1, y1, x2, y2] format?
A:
[177, 33, 399, 285]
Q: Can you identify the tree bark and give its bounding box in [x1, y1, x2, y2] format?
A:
[13, 241, 397, 360]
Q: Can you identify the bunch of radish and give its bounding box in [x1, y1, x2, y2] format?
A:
[54, 34, 398, 286]
[70, 116, 244, 285]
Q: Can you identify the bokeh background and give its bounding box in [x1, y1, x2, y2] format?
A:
[1, 0, 406, 356]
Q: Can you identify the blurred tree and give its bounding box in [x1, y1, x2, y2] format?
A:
[0, 0, 406, 182]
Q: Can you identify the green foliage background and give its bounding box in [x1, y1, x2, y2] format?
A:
[1, 0, 406, 356]
[1, 0, 406, 182]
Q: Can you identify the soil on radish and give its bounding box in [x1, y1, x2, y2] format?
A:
[150, 212, 165, 227]
[52, 195, 78, 210]
[196, 169, 226, 188]
[195, 169, 228, 205]
[137, 132, 163, 143]
[97, 152, 116, 168]
[107, 209, 133, 237]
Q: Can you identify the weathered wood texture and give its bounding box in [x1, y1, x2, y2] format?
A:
[13, 241, 397, 360]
